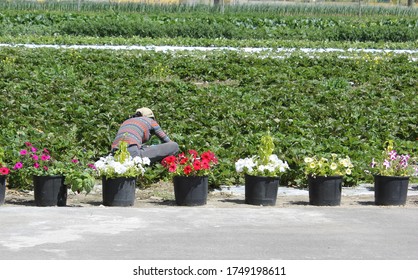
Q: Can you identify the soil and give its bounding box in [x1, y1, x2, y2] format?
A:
[3, 181, 418, 208]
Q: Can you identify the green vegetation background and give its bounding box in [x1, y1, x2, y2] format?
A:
[0, 3, 417, 188]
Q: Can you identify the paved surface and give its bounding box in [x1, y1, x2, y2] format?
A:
[1, 205, 417, 260]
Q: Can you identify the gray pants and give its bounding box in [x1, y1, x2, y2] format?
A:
[128, 142, 179, 164]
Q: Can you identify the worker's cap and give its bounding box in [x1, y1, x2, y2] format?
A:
[136, 107, 155, 119]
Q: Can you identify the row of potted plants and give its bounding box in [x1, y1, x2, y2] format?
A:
[0, 137, 417, 207]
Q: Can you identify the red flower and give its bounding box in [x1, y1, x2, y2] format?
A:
[201, 160, 211, 170]
[193, 160, 202, 171]
[180, 157, 188, 165]
[201, 151, 218, 164]
[183, 165, 192, 175]
[162, 155, 177, 166]
[188, 149, 198, 159]
[0, 167, 10, 175]
[168, 163, 177, 173]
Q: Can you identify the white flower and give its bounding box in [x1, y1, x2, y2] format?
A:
[304, 157, 313, 163]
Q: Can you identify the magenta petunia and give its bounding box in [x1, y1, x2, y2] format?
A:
[20, 149, 28, 156]
[14, 162, 23, 169]
[41, 154, 50, 161]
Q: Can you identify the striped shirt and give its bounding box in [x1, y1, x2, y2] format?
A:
[111, 117, 171, 149]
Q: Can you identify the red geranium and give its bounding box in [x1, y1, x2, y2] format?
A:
[162, 149, 218, 177]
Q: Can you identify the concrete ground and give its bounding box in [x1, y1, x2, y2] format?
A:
[0, 205, 417, 260]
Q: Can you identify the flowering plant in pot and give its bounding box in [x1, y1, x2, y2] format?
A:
[369, 140, 416, 177]
[235, 134, 290, 177]
[94, 141, 151, 207]
[235, 134, 290, 206]
[369, 140, 417, 206]
[12, 142, 68, 206]
[303, 153, 354, 206]
[161, 149, 218, 206]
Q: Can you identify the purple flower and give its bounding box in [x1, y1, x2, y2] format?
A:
[383, 160, 391, 169]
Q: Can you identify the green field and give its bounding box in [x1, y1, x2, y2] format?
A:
[0, 2, 417, 188]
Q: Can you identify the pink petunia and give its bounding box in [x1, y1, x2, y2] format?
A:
[72, 159, 79, 164]
[87, 164, 96, 170]
[34, 162, 40, 169]
[20, 149, 28, 156]
[41, 154, 50, 161]
[13, 162, 23, 169]
[43, 166, 48, 171]
[25, 142, 32, 147]
[32, 154, 39, 161]
[31, 147, 37, 153]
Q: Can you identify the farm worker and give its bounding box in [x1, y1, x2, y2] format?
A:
[111, 107, 179, 164]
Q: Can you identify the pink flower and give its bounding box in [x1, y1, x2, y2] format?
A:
[20, 149, 28, 156]
[32, 154, 39, 161]
[383, 160, 391, 169]
[43, 148, 50, 154]
[34, 162, 40, 169]
[14, 162, 23, 169]
[31, 147, 37, 153]
[72, 159, 79, 164]
[87, 164, 96, 170]
[41, 154, 50, 161]
[25, 142, 32, 147]
[43, 166, 48, 171]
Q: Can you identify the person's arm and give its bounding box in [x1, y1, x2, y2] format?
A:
[151, 119, 171, 143]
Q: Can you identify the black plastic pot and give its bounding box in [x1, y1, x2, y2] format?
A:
[102, 177, 136, 207]
[33, 175, 67, 207]
[374, 175, 409, 206]
[308, 175, 342, 206]
[0, 175, 6, 205]
[173, 176, 208, 206]
[245, 174, 279, 206]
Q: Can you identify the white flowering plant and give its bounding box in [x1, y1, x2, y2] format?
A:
[303, 154, 354, 177]
[94, 141, 150, 179]
[235, 134, 290, 177]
